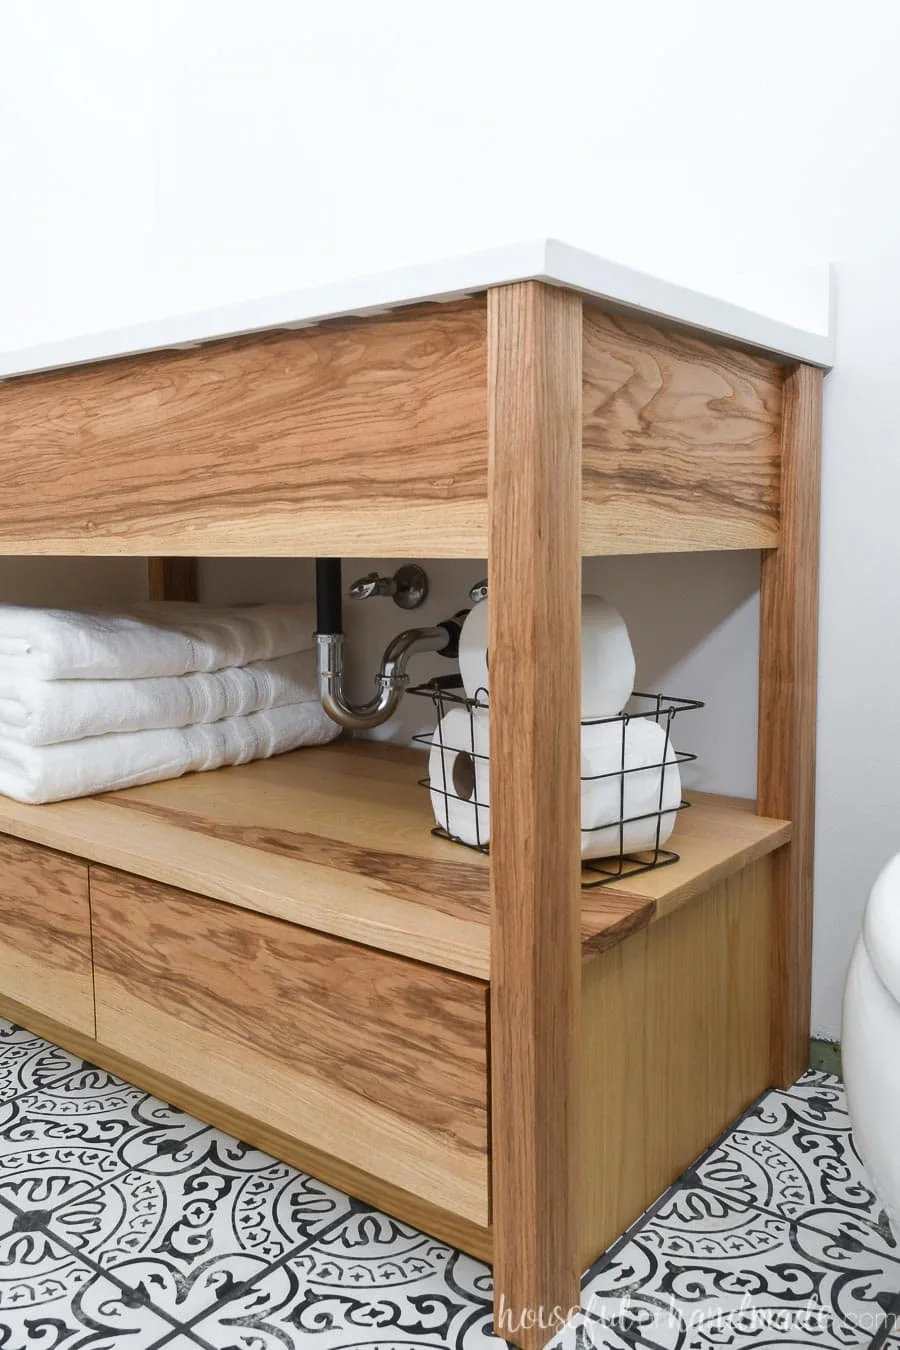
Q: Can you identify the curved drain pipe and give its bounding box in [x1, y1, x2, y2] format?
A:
[315, 558, 464, 731]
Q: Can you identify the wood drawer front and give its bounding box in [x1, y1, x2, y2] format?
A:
[0, 835, 94, 1035]
[90, 866, 490, 1224]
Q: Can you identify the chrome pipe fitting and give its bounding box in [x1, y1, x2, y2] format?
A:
[316, 626, 449, 731]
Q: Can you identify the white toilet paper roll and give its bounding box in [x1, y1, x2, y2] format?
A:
[428, 706, 491, 847]
[458, 600, 489, 703]
[458, 594, 636, 716]
[581, 595, 636, 718]
[580, 716, 681, 859]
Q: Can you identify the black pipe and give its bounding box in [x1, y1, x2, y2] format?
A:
[315, 558, 343, 634]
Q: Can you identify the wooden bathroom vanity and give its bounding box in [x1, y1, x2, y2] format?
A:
[0, 241, 828, 1348]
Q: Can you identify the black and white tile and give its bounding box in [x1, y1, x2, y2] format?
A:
[0, 1018, 898, 1350]
[581, 1182, 898, 1349]
[40, 1130, 352, 1323]
[0, 1194, 177, 1348]
[693, 1072, 896, 1244]
[0, 1021, 80, 1103]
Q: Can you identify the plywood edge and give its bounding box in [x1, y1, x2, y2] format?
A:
[0, 990, 493, 1262]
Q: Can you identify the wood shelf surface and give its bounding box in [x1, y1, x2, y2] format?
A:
[0, 741, 790, 979]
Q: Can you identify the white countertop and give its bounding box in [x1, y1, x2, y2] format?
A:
[0, 239, 834, 380]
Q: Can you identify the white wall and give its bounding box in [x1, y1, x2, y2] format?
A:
[2, 0, 897, 1038]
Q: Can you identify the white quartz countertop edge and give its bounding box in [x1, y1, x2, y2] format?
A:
[0, 238, 834, 380]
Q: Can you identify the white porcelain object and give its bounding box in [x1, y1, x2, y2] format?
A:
[842, 851, 900, 1234]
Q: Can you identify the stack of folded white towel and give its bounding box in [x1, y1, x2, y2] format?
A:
[0, 601, 339, 804]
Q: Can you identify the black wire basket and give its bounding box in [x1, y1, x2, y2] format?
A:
[410, 675, 703, 889]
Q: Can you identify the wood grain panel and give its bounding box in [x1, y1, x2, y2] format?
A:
[758, 364, 823, 1085]
[0, 744, 493, 977]
[599, 790, 791, 922]
[0, 835, 94, 1035]
[147, 557, 199, 601]
[90, 866, 490, 1223]
[488, 282, 583, 1347]
[580, 859, 773, 1267]
[0, 988, 493, 1262]
[0, 743, 789, 981]
[582, 308, 784, 554]
[0, 299, 488, 558]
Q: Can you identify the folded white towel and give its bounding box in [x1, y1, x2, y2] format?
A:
[0, 602, 316, 681]
[0, 702, 339, 804]
[0, 650, 320, 747]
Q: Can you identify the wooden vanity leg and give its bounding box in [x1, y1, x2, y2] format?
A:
[147, 558, 199, 602]
[487, 282, 583, 1349]
[758, 363, 824, 1087]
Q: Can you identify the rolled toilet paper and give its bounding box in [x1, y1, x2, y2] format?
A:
[428, 705, 491, 847]
[458, 599, 489, 703]
[458, 595, 636, 717]
[580, 715, 681, 859]
[581, 595, 636, 718]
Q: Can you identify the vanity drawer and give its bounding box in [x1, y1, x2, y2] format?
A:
[89, 866, 490, 1225]
[0, 834, 94, 1035]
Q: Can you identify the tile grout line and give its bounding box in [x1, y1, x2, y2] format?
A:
[149, 1195, 497, 1347]
[579, 1074, 900, 1350]
[2, 1042, 883, 1350]
[138, 1197, 413, 1350]
[0, 1143, 394, 1349]
[0, 1190, 192, 1340]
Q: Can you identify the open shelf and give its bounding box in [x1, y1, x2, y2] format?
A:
[0, 741, 790, 980]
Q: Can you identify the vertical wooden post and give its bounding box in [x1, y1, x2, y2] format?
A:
[487, 282, 583, 1349]
[758, 363, 823, 1087]
[147, 558, 199, 602]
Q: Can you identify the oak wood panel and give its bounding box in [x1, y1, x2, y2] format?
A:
[0, 746, 789, 978]
[0, 745, 493, 977]
[90, 866, 490, 1224]
[582, 308, 784, 554]
[0, 300, 489, 558]
[488, 282, 583, 1347]
[599, 790, 791, 920]
[581, 858, 773, 1267]
[147, 557, 199, 601]
[0, 988, 493, 1261]
[758, 364, 823, 1085]
[0, 835, 94, 1035]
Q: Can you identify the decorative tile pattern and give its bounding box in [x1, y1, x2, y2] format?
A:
[0, 1016, 898, 1350]
[0, 1022, 81, 1102]
[694, 1073, 897, 1246]
[42, 1128, 352, 1322]
[188, 1207, 503, 1349]
[581, 1184, 898, 1349]
[0, 1066, 212, 1216]
[0, 1195, 176, 1347]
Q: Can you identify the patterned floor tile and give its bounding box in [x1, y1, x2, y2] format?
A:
[38, 1127, 352, 1324]
[694, 1078, 894, 1238]
[0, 1195, 176, 1348]
[0, 1068, 211, 1216]
[0, 1021, 82, 1102]
[580, 1182, 900, 1349]
[187, 1206, 502, 1349]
